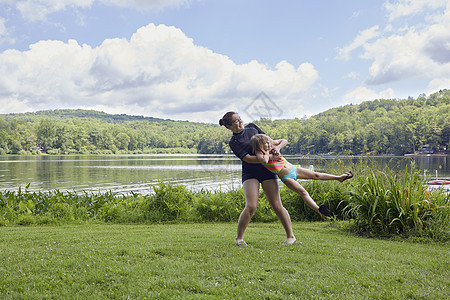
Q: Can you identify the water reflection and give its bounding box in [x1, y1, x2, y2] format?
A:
[0, 155, 243, 194]
[0, 154, 448, 194]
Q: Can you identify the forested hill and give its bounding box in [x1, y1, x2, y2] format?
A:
[1, 109, 169, 123]
[0, 89, 449, 155]
[258, 89, 449, 155]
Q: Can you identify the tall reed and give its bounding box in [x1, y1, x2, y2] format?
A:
[343, 158, 449, 240]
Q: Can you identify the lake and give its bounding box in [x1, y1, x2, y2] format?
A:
[0, 154, 448, 194]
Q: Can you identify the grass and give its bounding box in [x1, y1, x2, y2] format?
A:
[1, 222, 448, 299]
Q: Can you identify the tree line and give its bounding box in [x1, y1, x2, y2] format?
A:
[0, 110, 230, 155]
[261, 89, 449, 155]
[0, 90, 449, 155]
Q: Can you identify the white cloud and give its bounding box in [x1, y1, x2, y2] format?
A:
[384, 0, 448, 21]
[0, 97, 33, 114]
[347, 72, 359, 79]
[104, 0, 192, 10]
[0, 23, 319, 122]
[0, 16, 15, 45]
[427, 77, 450, 93]
[342, 87, 395, 105]
[335, 1, 450, 87]
[335, 26, 380, 60]
[362, 29, 427, 84]
[0, 17, 6, 36]
[13, 0, 94, 22]
[351, 10, 362, 18]
[3, 0, 192, 21]
[363, 6, 450, 85]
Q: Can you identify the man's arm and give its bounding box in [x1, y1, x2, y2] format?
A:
[242, 153, 265, 164]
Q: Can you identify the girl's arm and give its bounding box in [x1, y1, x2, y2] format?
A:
[242, 136, 286, 165]
[242, 150, 279, 164]
[255, 150, 269, 164]
[270, 138, 288, 150]
[268, 138, 287, 160]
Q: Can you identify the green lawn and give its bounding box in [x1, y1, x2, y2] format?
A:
[0, 222, 448, 299]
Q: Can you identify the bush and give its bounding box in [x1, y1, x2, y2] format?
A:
[195, 189, 244, 222]
[145, 182, 196, 222]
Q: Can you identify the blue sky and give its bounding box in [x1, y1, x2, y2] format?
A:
[0, 0, 449, 123]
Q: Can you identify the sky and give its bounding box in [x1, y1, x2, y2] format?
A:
[0, 0, 449, 123]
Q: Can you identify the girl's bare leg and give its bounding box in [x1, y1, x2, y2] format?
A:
[283, 178, 320, 214]
[236, 179, 260, 243]
[297, 167, 350, 182]
[261, 179, 296, 244]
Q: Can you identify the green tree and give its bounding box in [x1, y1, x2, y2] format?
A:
[36, 118, 56, 152]
[115, 132, 131, 150]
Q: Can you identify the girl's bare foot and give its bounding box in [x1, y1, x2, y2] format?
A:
[338, 171, 353, 182]
[318, 204, 331, 217]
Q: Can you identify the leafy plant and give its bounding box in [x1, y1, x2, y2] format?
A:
[146, 181, 195, 222]
[343, 159, 449, 240]
[194, 188, 244, 222]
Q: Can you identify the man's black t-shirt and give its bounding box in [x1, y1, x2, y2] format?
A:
[229, 123, 277, 182]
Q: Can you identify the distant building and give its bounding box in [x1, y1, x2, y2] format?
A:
[420, 144, 434, 154]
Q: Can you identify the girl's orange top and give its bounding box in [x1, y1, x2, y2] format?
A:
[262, 156, 286, 174]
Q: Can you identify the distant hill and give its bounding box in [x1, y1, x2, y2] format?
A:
[0, 108, 223, 155]
[257, 89, 449, 155]
[0, 90, 449, 155]
[1, 109, 171, 123]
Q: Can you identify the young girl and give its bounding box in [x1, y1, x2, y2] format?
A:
[220, 112, 297, 245]
[251, 134, 353, 217]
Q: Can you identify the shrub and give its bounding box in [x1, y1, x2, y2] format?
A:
[145, 181, 195, 222]
[195, 189, 244, 222]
